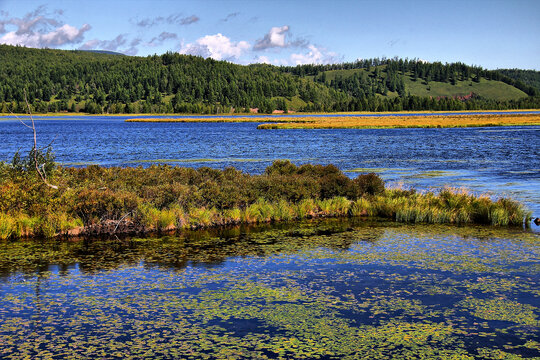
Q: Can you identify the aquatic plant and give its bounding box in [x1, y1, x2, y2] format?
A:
[188, 207, 216, 227]
[257, 114, 540, 129]
[0, 213, 14, 240]
[0, 220, 538, 359]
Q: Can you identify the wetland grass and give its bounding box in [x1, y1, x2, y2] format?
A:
[0, 159, 531, 239]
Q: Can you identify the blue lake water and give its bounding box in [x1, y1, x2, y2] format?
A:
[1, 116, 539, 358]
[1, 117, 539, 219]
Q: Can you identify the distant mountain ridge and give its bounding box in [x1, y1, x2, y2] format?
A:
[0, 45, 538, 114]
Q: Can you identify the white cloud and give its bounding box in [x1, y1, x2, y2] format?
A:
[135, 13, 199, 27]
[290, 44, 342, 65]
[180, 15, 199, 25]
[1, 23, 90, 47]
[179, 33, 249, 61]
[148, 32, 178, 47]
[0, 6, 90, 48]
[222, 12, 240, 22]
[254, 25, 289, 50]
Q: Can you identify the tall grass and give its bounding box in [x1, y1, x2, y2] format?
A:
[0, 214, 15, 240]
[0, 160, 531, 239]
[377, 188, 530, 226]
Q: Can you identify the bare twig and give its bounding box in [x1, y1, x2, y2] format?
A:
[114, 212, 132, 233]
[9, 107, 33, 130]
[13, 90, 59, 189]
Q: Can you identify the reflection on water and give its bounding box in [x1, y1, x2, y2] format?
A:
[1, 219, 538, 359]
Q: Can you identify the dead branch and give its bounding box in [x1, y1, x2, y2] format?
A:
[11, 90, 58, 189]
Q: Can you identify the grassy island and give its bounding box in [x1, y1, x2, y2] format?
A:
[257, 113, 540, 129]
[122, 112, 540, 129]
[0, 153, 531, 240]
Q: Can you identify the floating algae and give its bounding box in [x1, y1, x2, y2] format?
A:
[0, 220, 538, 359]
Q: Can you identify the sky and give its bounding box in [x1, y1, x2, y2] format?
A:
[0, 0, 539, 70]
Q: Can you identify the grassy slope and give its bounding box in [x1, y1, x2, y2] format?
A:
[319, 67, 528, 101]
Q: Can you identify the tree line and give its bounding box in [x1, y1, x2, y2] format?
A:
[0, 45, 538, 114]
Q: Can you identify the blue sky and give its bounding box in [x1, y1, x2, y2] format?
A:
[0, 0, 539, 69]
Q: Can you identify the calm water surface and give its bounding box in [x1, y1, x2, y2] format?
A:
[0, 220, 538, 358]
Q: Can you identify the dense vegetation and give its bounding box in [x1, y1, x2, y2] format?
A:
[281, 58, 540, 111]
[0, 149, 530, 239]
[0, 45, 345, 114]
[497, 69, 540, 92]
[0, 45, 539, 114]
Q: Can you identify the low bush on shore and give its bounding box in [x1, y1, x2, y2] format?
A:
[0, 156, 531, 239]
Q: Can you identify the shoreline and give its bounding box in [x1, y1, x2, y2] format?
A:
[1, 109, 540, 119]
[0, 161, 532, 240]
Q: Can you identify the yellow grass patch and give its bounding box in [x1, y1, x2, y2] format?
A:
[256, 114, 540, 129]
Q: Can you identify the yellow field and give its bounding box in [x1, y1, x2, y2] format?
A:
[124, 113, 540, 129]
[256, 114, 540, 129]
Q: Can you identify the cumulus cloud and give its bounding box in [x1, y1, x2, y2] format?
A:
[124, 38, 142, 55]
[254, 25, 308, 50]
[255, 55, 271, 64]
[290, 44, 342, 65]
[0, 6, 90, 48]
[179, 33, 249, 61]
[80, 35, 126, 51]
[135, 13, 199, 27]
[1, 23, 91, 47]
[254, 25, 289, 50]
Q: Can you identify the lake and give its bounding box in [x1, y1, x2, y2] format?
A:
[0, 117, 539, 358]
[1, 117, 539, 217]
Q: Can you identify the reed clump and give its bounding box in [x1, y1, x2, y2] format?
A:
[0, 156, 531, 239]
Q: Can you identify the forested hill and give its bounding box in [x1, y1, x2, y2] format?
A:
[0, 45, 345, 114]
[0, 44, 538, 114]
[497, 69, 540, 92]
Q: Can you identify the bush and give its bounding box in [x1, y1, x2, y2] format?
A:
[73, 189, 139, 224]
[351, 173, 385, 196]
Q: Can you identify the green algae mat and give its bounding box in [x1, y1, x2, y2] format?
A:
[0, 219, 539, 359]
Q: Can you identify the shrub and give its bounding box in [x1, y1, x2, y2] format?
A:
[73, 188, 139, 224]
[351, 173, 385, 196]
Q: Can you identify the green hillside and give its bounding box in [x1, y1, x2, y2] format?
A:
[0, 45, 346, 114]
[404, 77, 526, 101]
[0, 45, 538, 114]
[497, 69, 540, 92]
[318, 67, 527, 101]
